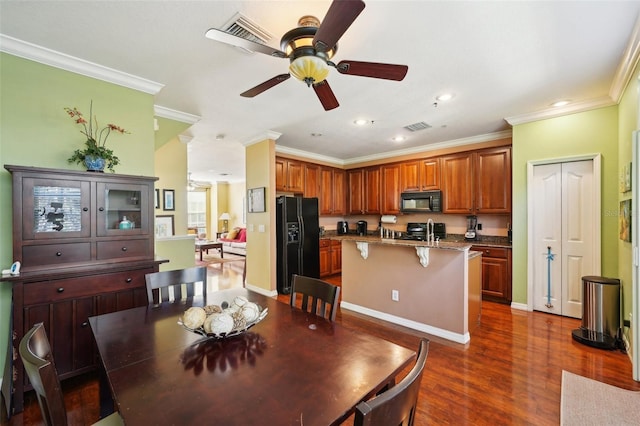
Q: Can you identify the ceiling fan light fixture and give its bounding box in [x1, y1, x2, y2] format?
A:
[289, 55, 330, 86]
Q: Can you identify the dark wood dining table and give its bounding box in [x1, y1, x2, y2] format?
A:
[89, 288, 416, 425]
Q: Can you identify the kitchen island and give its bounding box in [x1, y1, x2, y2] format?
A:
[330, 235, 481, 344]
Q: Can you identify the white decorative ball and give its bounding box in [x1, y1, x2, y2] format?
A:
[241, 302, 260, 322]
[182, 307, 207, 329]
[233, 296, 248, 307]
[204, 313, 234, 335]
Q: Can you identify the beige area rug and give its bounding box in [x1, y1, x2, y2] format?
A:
[561, 370, 640, 425]
[195, 252, 245, 267]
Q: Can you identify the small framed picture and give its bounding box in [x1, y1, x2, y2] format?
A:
[155, 189, 160, 209]
[620, 199, 631, 242]
[247, 187, 266, 213]
[155, 215, 175, 238]
[163, 189, 175, 211]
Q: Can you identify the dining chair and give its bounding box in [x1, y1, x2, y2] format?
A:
[354, 338, 429, 426]
[145, 266, 207, 304]
[19, 322, 123, 426]
[289, 274, 341, 321]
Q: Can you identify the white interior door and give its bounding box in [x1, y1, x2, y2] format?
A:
[529, 158, 599, 318]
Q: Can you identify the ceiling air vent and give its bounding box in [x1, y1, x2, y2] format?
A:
[221, 13, 273, 46]
[403, 122, 432, 132]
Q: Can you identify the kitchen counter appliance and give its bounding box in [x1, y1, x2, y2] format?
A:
[356, 220, 368, 236]
[337, 221, 349, 235]
[465, 215, 478, 240]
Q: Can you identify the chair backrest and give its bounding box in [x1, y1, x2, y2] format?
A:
[289, 274, 340, 321]
[19, 322, 67, 426]
[145, 266, 207, 304]
[354, 339, 429, 426]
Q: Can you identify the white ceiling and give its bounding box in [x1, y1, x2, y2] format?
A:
[1, 1, 639, 183]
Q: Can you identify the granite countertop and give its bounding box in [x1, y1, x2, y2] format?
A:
[321, 231, 511, 249]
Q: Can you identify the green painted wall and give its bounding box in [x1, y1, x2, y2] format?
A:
[617, 66, 639, 337]
[0, 53, 157, 390]
[512, 106, 619, 305]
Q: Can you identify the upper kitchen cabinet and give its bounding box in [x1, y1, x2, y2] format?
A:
[348, 166, 381, 215]
[441, 146, 511, 214]
[304, 163, 321, 199]
[320, 166, 346, 216]
[400, 158, 440, 192]
[475, 147, 511, 213]
[381, 163, 401, 214]
[275, 157, 304, 193]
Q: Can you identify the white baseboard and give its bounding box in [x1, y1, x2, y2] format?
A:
[340, 301, 470, 344]
[510, 302, 529, 311]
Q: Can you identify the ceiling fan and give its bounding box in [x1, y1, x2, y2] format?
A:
[204, 0, 408, 111]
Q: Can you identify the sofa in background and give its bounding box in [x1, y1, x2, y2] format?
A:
[217, 227, 246, 256]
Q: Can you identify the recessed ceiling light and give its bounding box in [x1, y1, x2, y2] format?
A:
[436, 93, 454, 102]
[311, 132, 322, 137]
[392, 136, 406, 142]
[551, 100, 570, 107]
[354, 119, 369, 126]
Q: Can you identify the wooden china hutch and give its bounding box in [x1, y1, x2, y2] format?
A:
[3, 165, 166, 413]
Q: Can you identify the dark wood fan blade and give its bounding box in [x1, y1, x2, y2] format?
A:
[205, 28, 287, 58]
[240, 74, 291, 98]
[313, 0, 365, 53]
[312, 80, 340, 111]
[336, 60, 408, 81]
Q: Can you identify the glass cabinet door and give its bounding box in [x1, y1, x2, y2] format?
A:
[96, 182, 149, 236]
[23, 178, 91, 239]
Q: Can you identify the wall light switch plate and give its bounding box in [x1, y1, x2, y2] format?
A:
[248, 224, 254, 232]
[258, 224, 265, 233]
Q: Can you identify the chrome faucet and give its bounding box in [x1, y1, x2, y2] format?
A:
[427, 219, 434, 244]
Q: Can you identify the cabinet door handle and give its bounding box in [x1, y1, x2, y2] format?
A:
[57, 287, 64, 293]
[99, 207, 104, 212]
[56, 252, 62, 256]
[83, 207, 89, 212]
[126, 277, 132, 283]
[121, 247, 127, 252]
[81, 321, 89, 327]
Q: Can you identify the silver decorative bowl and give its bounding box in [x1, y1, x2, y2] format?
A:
[178, 305, 268, 339]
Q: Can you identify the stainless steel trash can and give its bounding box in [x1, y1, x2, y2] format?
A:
[572, 276, 621, 350]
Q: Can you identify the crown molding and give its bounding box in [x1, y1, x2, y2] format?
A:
[0, 34, 164, 94]
[154, 105, 200, 124]
[342, 130, 513, 165]
[610, 13, 640, 102]
[243, 131, 282, 146]
[505, 96, 615, 126]
[276, 145, 346, 166]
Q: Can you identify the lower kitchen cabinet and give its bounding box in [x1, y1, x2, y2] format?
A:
[320, 239, 342, 277]
[471, 246, 512, 303]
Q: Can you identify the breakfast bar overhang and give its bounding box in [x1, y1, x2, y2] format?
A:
[334, 236, 482, 344]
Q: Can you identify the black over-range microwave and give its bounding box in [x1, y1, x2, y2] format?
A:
[400, 190, 442, 213]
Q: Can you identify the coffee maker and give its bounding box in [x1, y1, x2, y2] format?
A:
[356, 220, 368, 236]
[465, 215, 478, 240]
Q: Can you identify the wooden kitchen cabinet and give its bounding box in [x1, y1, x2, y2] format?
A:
[472, 245, 512, 303]
[442, 146, 511, 214]
[319, 166, 346, 215]
[4, 165, 165, 412]
[475, 147, 511, 213]
[304, 162, 321, 199]
[441, 152, 474, 214]
[348, 166, 381, 215]
[320, 239, 342, 277]
[275, 157, 304, 193]
[381, 163, 401, 214]
[400, 158, 440, 192]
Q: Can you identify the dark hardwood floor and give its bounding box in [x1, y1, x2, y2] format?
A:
[10, 256, 640, 425]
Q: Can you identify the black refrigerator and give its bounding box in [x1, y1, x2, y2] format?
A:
[276, 196, 320, 294]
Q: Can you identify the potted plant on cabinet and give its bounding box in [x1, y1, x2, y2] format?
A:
[65, 101, 129, 172]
